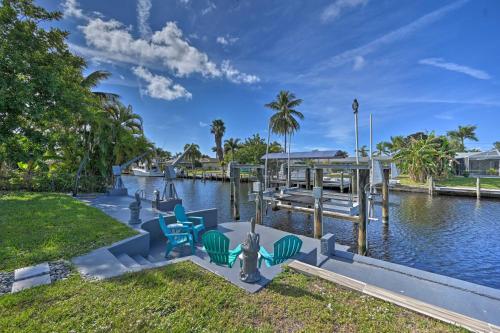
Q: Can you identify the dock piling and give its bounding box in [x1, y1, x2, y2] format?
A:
[340, 172, 344, 193]
[232, 167, 240, 220]
[313, 168, 324, 239]
[305, 168, 311, 190]
[428, 176, 434, 196]
[382, 168, 389, 224]
[255, 168, 264, 224]
[476, 177, 481, 199]
[357, 169, 369, 255]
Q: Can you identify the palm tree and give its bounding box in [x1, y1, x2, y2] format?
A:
[265, 91, 304, 187]
[375, 141, 391, 156]
[224, 138, 240, 162]
[389, 135, 405, 153]
[103, 103, 144, 166]
[494, 141, 500, 151]
[210, 119, 226, 163]
[183, 143, 201, 169]
[447, 125, 478, 151]
[81, 70, 119, 102]
[359, 145, 369, 157]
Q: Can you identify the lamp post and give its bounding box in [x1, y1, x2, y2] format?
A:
[352, 99, 360, 199]
[264, 121, 271, 189]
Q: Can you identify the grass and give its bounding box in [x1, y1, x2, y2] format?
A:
[0, 192, 137, 271]
[0, 261, 464, 333]
[397, 175, 500, 190]
[436, 177, 500, 189]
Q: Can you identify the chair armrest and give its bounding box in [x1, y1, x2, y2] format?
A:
[188, 216, 204, 225]
[179, 221, 193, 227]
[258, 246, 273, 260]
[229, 243, 242, 256]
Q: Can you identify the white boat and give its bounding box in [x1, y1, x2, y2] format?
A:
[131, 166, 164, 177]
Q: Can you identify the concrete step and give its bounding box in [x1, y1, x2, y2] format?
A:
[147, 253, 167, 263]
[132, 254, 151, 266]
[116, 253, 141, 268]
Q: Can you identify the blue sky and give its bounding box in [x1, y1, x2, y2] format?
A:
[40, 0, 500, 155]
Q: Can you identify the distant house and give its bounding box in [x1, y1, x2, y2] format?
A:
[199, 157, 220, 170]
[455, 149, 500, 176]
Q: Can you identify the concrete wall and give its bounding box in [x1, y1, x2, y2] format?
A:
[108, 233, 150, 257]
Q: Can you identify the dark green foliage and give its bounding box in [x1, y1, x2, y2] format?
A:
[0, 0, 156, 192]
[233, 134, 282, 164]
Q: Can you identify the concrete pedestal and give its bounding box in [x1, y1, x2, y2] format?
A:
[155, 198, 182, 212]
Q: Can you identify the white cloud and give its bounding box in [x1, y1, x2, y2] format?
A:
[133, 66, 192, 101]
[216, 35, 239, 46]
[199, 121, 209, 127]
[317, 0, 468, 70]
[221, 60, 260, 84]
[419, 58, 491, 80]
[321, 0, 369, 23]
[201, 1, 216, 15]
[81, 18, 220, 77]
[62, 0, 86, 19]
[137, 0, 152, 39]
[353, 56, 365, 70]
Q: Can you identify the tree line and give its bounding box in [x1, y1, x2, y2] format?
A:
[0, 1, 156, 191]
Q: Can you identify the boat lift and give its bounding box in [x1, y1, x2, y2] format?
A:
[230, 160, 391, 256]
[109, 152, 149, 196]
[151, 144, 194, 211]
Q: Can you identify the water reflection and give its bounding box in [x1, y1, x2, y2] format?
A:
[123, 176, 500, 289]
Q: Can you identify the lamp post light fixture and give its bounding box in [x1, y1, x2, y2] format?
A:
[352, 98, 360, 198]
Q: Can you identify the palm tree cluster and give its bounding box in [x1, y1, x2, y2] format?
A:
[0, 1, 160, 191]
[384, 125, 478, 183]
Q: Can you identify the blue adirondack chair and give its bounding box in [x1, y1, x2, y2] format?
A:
[158, 214, 194, 257]
[258, 235, 303, 268]
[174, 204, 205, 243]
[202, 230, 242, 268]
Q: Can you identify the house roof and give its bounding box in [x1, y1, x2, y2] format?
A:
[200, 157, 219, 163]
[261, 150, 341, 160]
[456, 149, 500, 160]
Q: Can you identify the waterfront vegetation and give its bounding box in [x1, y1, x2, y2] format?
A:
[0, 261, 463, 333]
[0, 1, 156, 193]
[0, 192, 136, 271]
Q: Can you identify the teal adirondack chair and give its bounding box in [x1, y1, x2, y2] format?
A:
[258, 235, 303, 268]
[174, 204, 205, 243]
[202, 230, 242, 268]
[158, 214, 194, 257]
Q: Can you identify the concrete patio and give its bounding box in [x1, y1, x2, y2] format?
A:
[74, 194, 500, 331]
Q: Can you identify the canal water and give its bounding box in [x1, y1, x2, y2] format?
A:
[123, 176, 500, 289]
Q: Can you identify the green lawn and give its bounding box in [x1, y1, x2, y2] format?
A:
[436, 177, 500, 189]
[0, 262, 463, 333]
[397, 175, 500, 190]
[0, 192, 137, 271]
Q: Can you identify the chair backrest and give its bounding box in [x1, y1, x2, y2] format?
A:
[159, 215, 186, 243]
[158, 214, 170, 236]
[273, 235, 303, 265]
[174, 204, 188, 223]
[202, 230, 230, 265]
